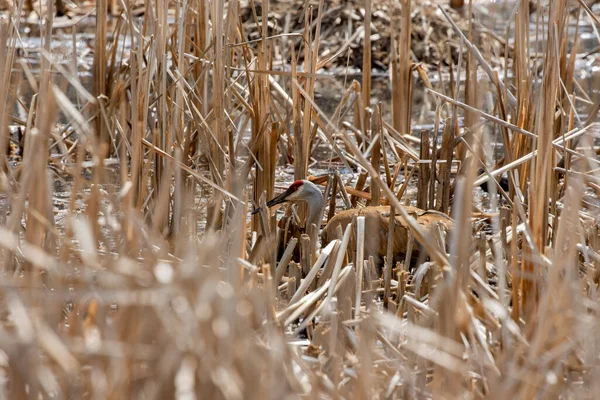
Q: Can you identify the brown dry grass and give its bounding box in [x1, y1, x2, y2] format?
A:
[0, 0, 599, 398]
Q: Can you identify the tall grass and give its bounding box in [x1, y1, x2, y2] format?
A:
[0, 0, 599, 398]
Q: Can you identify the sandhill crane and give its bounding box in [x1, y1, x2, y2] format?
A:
[265, 180, 324, 234]
[263, 179, 453, 266]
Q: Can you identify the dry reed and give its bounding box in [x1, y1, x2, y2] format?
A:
[0, 0, 598, 398]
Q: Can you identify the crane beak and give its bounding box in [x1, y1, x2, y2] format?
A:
[250, 207, 262, 215]
[266, 188, 293, 208]
[251, 187, 294, 215]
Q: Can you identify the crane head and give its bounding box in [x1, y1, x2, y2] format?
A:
[266, 180, 306, 208]
[251, 180, 323, 222]
[250, 180, 305, 215]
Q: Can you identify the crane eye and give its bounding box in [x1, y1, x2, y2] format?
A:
[289, 180, 304, 192]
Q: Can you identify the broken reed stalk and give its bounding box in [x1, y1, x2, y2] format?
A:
[361, 0, 372, 111]
[384, 205, 395, 309]
[417, 129, 430, 210]
[300, 234, 311, 276]
[438, 119, 454, 214]
[428, 106, 441, 210]
[324, 224, 352, 313]
[275, 237, 298, 287]
[355, 215, 365, 318]
[392, 0, 412, 136]
[93, 0, 108, 146]
[368, 105, 381, 206]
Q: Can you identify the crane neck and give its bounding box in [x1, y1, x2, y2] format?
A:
[304, 191, 324, 232]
